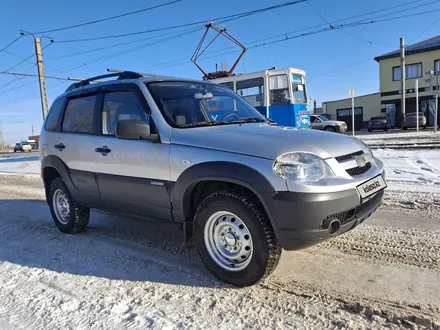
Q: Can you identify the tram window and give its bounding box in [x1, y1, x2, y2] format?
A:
[219, 82, 234, 91]
[270, 75, 290, 105]
[236, 78, 264, 107]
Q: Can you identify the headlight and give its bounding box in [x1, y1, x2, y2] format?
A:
[273, 152, 334, 182]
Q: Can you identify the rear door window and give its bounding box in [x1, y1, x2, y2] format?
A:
[62, 95, 96, 134]
[45, 98, 65, 132]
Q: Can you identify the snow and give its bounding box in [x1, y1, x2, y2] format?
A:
[357, 131, 440, 146]
[0, 154, 40, 175]
[358, 131, 438, 140]
[1, 149, 440, 194]
[0, 189, 439, 329]
[375, 149, 440, 193]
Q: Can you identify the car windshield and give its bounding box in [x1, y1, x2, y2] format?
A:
[317, 115, 328, 121]
[147, 81, 267, 128]
[407, 113, 420, 117]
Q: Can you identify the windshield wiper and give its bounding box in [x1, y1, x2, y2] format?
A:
[225, 117, 267, 124]
[179, 121, 215, 128]
[179, 117, 266, 128]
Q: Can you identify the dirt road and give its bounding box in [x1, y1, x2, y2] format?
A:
[0, 175, 439, 329]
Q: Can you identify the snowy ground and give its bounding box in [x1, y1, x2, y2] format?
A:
[357, 131, 440, 146]
[1, 147, 440, 193]
[0, 146, 439, 329]
[0, 176, 438, 329]
[0, 154, 40, 175]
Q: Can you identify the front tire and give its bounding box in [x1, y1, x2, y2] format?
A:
[193, 190, 282, 287]
[48, 178, 90, 233]
[325, 126, 336, 132]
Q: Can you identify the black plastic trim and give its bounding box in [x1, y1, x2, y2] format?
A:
[41, 155, 101, 207]
[172, 161, 277, 225]
[261, 188, 383, 251]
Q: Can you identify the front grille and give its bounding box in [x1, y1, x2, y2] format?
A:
[320, 190, 384, 229]
[335, 150, 363, 162]
[346, 163, 371, 176]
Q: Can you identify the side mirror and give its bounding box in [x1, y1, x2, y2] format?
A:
[115, 119, 159, 142]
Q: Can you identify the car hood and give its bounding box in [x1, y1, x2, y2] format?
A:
[170, 124, 366, 160]
[321, 120, 346, 125]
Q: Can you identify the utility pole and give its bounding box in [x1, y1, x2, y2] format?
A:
[416, 79, 419, 132]
[400, 37, 406, 126]
[436, 70, 439, 133]
[20, 31, 53, 121]
[349, 89, 355, 136]
[34, 38, 49, 120]
[0, 122, 3, 151]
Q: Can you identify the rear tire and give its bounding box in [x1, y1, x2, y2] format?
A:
[193, 190, 282, 287]
[403, 127, 408, 130]
[48, 178, 90, 233]
[384, 128, 388, 131]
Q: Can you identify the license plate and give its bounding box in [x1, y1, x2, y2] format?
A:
[357, 175, 387, 199]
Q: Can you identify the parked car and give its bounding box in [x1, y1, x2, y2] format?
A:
[40, 71, 386, 287]
[14, 142, 32, 152]
[310, 114, 347, 133]
[402, 112, 427, 130]
[368, 116, 388, 132]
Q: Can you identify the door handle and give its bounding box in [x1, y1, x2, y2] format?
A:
[95, 146, 111, 156]
[54, 143, 65, 151]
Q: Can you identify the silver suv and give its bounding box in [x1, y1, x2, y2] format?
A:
[40, 71, 386, 286]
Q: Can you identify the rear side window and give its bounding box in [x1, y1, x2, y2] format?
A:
[45, 98, 64, 132]
[62, 95, 96, 134]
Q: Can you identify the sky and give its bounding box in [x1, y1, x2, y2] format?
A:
[1, 0, 440, 143]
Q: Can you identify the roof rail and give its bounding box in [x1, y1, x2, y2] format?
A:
[65, 71, 143, 92]
[107, 68, 177, 80]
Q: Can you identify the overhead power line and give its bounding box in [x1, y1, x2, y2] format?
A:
[46, 0, 433, 68]
[0, 43, 53, 90]
[45, 28, 197, 62]
[33, 0, 184, 34]
[0, 36, 23, 54]
[55, 0, 307, 43]
[50, 27, 201, 76]
[414, 14, 440, 41]
[141, 5, 440, 72]
[0, 70, 70, 81]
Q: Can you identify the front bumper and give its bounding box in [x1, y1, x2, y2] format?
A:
[337, 125, 347, 133]
[262, 187, 384, 250]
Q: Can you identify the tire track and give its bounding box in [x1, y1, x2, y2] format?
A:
[316, 225, 440, 270]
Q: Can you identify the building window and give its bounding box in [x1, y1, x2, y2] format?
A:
[435, 59, 440, 73]
[393, 63, 422, 81]
[236, 78, 264, 107]
[337, 108, 362, 117]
